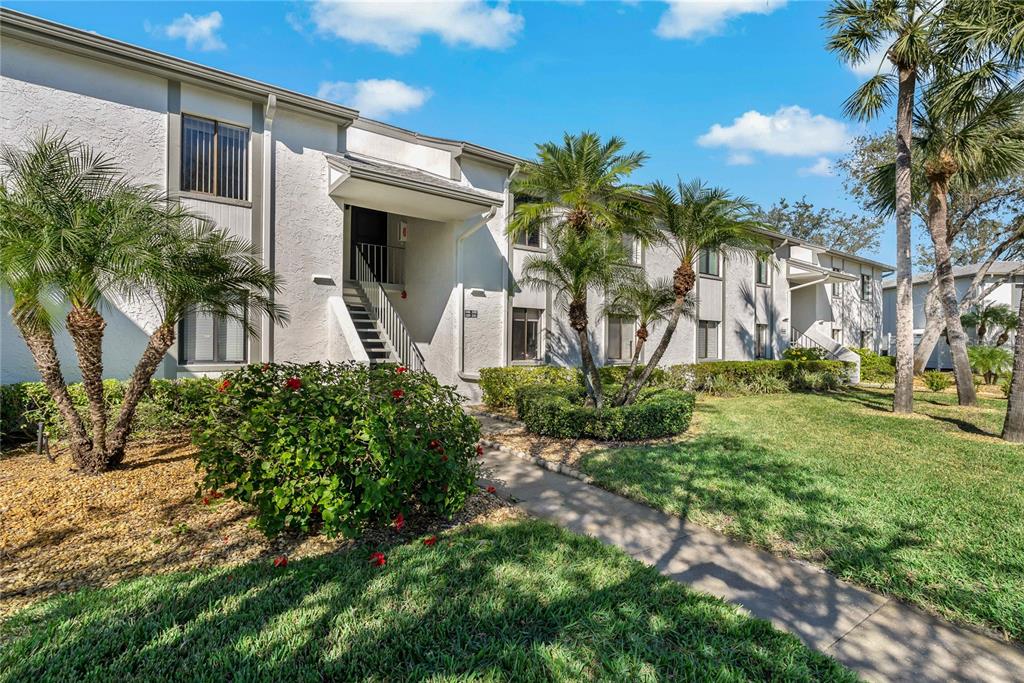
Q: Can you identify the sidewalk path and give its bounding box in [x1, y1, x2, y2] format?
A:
[475, 417, 1024, 682]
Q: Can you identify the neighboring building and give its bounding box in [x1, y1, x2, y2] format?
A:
[0, 10, 892, 397]
[882, 261, 1024, 370]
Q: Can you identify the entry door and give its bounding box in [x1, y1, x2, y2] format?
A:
[349, 206, 389, 280]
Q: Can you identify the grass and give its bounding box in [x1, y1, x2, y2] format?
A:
[580, 388, 1024, 642]
[0, 519, 853, 682]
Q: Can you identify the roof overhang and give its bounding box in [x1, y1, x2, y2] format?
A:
[327, 155, 501, 222]
[787, 259, 859, 284]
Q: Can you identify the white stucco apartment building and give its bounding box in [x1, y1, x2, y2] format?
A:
[0, 10, 892, 398]
[882, 261, 1023, 370]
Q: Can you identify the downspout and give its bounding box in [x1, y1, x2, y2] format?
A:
[456, 204, 500, 381]
[261, 93, 277, 362]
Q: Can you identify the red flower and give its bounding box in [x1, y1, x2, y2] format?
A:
[218, 379, 231, 393]
[201, 496, 210, 505]
[392, 389, 405, 400]
[211, 491, 224, 499]
[476, 444, 484, 457]
[286, 377, 302, 391]
[429, 439, 442, 451]
[369, 551, 386, 567]
[486, 485, 497, 494]
[423, 536, 437, 547]
[393, 512, 405, 532]
[400, 290, 408, 299]
[273, 555, 288, 568]
[261, 363, 270, 372]
[440, 454, 448, 463]
[396, 366, 408, 374]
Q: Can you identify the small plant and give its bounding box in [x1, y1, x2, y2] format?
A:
[703, 374, 746, 396]
[922, 371, 953, 392]
[782, 346, 827, 361]
[745, 374, 790, 395]
[1001, 373, 1013, 399]
[853, 347, 896, 385]
[967, 345, 1012, 384]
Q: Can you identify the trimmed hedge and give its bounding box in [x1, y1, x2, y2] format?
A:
[1, 377, 219, 446]
[195, 361, 480, 537]
[515, 384, 695, 440]
[479, 366, 579, 410]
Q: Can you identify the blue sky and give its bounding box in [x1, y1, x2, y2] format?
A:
[9, 1, 896, 263]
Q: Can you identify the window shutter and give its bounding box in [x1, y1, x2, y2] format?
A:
[184, 310, 215, 363]
[220, 315, 246, 362]
[697, 322, 707, 359]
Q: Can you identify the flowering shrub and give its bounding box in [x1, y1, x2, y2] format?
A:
[194, 361, 480, 537]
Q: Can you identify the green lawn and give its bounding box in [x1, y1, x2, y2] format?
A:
[0, 520, 852, 682]
[580, 388, 1024, 641]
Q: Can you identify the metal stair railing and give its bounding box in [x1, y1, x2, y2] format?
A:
[353, 243, 425, 371]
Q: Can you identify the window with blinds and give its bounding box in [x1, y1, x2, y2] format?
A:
[607, 315, 635, 361]
[181, 115, 249, 200]
[756, 259, 770, 285]
[755, 323, 769, 359]
[180, 309, 246, 364]
[697, 320, 719, 360]
[512, 308, 542, 361]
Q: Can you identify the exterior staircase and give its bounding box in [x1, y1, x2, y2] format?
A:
[342, 282, 394, 365]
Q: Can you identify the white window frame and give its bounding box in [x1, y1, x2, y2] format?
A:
[697, 320, 720, 360]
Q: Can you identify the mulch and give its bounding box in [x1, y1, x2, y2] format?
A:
[0, 437, 521, 619]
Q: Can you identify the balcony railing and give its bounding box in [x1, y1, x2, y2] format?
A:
[355, 242, 405, 286]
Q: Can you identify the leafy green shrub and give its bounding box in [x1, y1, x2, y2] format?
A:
[479, 366, 580, 410]
[682, 360, 847, 394]
[2, 377, 218, 447]
[791, 369, 842, 392]
[922, 371, 953, 392]
[515, 384, 695, 440]
[853, 347, 896, 385]
[702, 374, 747, 396]
[967, 345, 1012, 384]
[194, 361, 480, 537]
[782, 346, 827, 361]
[1001, 373, 1013, 398]
[744, 373, 791, 395]
[597, 364, 668, 388]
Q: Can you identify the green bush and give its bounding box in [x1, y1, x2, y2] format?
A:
[194, 361, 480, 538]
[597, 364, 668, 388]
[1, 377, 218, 447]
[479, 366, 579, 410]
[744, 373, 791, 395]
[1001, 373, 1013, 398]
[684, 360, 847, 394]
[782, 346, 826, 361]
[791, 369, 842, 392]
[515, 384, 695, 440]
[922, 371, 953, 392]
[853, 347, 896, 384]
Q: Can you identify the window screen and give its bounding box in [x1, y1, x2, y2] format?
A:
[607, 316, 635, 361]
[181, 309, 247, 364]
[756, 324, 769, 359]
[698, 249, 719, 276]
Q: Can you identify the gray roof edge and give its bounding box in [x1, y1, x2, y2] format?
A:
[752, 226, 895, 272]
[349, 119, 526, 169]
[327, 153, 501, 207]
[880, 260, 1024, 288]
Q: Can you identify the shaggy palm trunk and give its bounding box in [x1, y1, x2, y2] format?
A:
[67, 304, 108, 458]
[892, 65, 917, 414]
[622, 260, 695, 405]
[613, 325, 647, 406]
[15, 320, 92, 466]
[914, 278, 943, 374]
[1002, 293, 1024, 442]
[106, 322, 176, 467]
[926, 173, 976, 406]
[569, 299, 603, 409]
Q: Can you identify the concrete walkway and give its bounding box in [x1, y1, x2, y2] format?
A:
[475, 418, 1024, 682]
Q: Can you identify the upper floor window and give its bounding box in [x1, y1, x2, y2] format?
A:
[860, 274, 871, 300]
[755, 259, 770, 285]
[622, 235, 641, 265]
[832, 268, 843, 297]
[698, 248, 719, 277]
[515, 227, 541, 248]
[182, 115, 250, 201]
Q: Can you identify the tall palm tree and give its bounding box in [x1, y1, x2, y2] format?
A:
[620, 179, 766, 405]
[519, 228, 633, 408]
[963, 302, 1019, 346]
[868, 86, 1024, 406]
[1002, 290, 1024, 441]
[603, 275, 681, 406]
[826, 0, 1024, 413]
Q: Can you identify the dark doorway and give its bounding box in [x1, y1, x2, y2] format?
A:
[349, 206, 389, 280]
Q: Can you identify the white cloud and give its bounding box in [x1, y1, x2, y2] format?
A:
[159, 11, 225, 51]
[317, 79, 432, 118]
[309, 1, 524, 54]
[697, 105, 850, 157]
[847, 44, 892, 78]
[655, 0, 786, 40]
[726, 152, 755, 166]
[799, 157, 834, 177]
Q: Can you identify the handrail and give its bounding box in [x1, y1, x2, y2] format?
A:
[789, 328, 842, 359]
[354, 244, 425, 371]
[354, 242, 405, 285]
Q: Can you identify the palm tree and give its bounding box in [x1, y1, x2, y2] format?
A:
[968, 344, 1012, 384]
[604, 275, 681, 406]
[519, 228, 633, 408]
[1002, 291, 1024, 441]
[868, 86, 1024, 406]
[620, 179, 766, 405]
[824, 0, 1023, 413]
[963, 302, 1019, 346]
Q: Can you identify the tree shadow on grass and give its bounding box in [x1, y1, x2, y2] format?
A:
[0, 521, 854, 682]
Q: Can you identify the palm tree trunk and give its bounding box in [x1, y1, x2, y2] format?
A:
[914, 278, 943, 373]
[106, 322, 176, 467]
[15, 321, 92, 467]
[622, 260, 695, 405]
[66, 304, 108, 456]
[927, 176, 976, 406]
[569, 298, 603, 409]
[1001, 292, 1024, 442]
[893, 65, 917, 414]
[613, 327, 647, 406]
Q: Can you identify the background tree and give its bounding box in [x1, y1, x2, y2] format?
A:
[963, 302, 1019, 347]
[620, 179, 765, 405]
[1002, 286, 1024, 441]
[603, 275, 680, 405]
[755, 196, 883, 255]
[519, 228, 633, 407]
